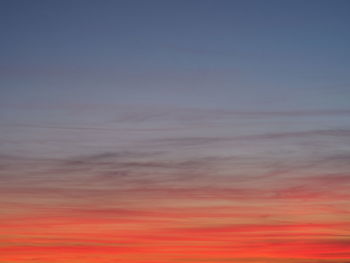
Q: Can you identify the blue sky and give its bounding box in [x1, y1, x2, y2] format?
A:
[0, 0, 349, 157]
[1, 0, 350, 112]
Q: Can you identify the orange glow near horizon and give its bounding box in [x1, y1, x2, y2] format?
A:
[1, 181, 349, 263]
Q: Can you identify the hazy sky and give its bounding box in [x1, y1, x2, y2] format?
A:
[1, 0, 350, 111]
[0, 1, 349, 263]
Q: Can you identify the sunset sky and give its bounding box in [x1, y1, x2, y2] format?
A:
[0, 1, 350, 262]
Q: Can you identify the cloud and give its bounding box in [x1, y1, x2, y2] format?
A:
[2, 101, 349, 121]
[2, 148, 349, 203]
[149, 129, 350, 149]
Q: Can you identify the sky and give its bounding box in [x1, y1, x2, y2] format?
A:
[0, 0, 350, 262]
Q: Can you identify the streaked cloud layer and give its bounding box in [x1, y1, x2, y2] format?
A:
[1, 1, 350, 262]
[1, 105, 349, 262]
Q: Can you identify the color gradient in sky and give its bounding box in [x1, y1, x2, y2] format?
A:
[0, 1, 350, 262]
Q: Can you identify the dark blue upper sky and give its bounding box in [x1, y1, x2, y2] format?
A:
[1, 0, 350, 117]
